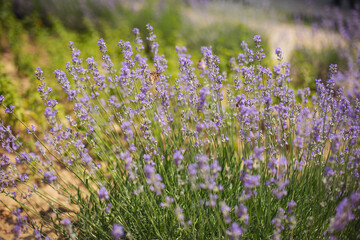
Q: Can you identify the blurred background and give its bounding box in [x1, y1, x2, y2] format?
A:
[0, 0, 359, 128]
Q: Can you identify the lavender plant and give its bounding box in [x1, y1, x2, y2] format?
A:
[1, 25, 359, 239]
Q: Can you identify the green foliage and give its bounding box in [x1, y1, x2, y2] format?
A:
[290, 47, 347, 90]
[0, 69, 21, 123]
[181, 22, 271, 72]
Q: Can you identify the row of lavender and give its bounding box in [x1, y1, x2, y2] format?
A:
[1, 24, 359, 239]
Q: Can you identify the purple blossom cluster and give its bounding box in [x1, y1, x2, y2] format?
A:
[12, 208, 28, 238]
[111, 223, 124, 240]
[326, 192, 360, 238]
[144, 164, 165, 196]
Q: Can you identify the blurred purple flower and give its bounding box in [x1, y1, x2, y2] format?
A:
[111, 224, 124, 240]
[98, 186, 109, 200]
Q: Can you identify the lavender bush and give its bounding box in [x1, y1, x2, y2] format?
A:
[1, 25, 359, 239]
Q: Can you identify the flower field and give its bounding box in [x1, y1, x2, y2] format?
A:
[0, 0, 359, 239]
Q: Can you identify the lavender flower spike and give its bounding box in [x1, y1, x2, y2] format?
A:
[98, 186, 110, 200]
[111, 224, 124, 240]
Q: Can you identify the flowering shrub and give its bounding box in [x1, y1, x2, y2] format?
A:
[1, 25, 360, 239]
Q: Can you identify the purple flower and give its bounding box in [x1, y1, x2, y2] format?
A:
[198, 87, 210, 111]
[104, 203, 112, 214]
[187, 163, 197, 176]
[253, 35, 262, 50]
[206, 194, 218, 207]
[275, 47, 283, 60]
[81, 153, 92, 164]
[143, 154, 151, 162]
[129, 143, 137, 152]
[60, 218, 76, 239]
[44, 107, 58, 125]
[111, 224, 124, 240]
[61, 218, 71, 226]
[272, 208, 286, 239]
[121, 121, 134, 140]
[174, 206, 185, 224]
[34, 229, 41, 240]
[253, 35, 261, 43]
[288, 200, 297, 209]
[146, 24, 153, 31]
[220, 201, 231, 223]
[133, 28, 139, 35]
[12, 208, 27, 238]
[253, 147, 265, 162]
[226, 222, 244, 240]
[173, 149, 184, 166]
[0, 95, 4, 104]
[144, 165, 165, 195]
[272, 179, 290, 200]
[235, 203, 249, 224]
[160, 196, 174, 208]
[44, 171, 57, 184]
[243, 174, 260, 189]
[34, 67, 44, 80]
[98, 186, 109, 200]
[5, 104, 14, 113]
[328, 192, 360, 233]
[325, 167, 336, 176]
[1, 154, 10, 166]
[329, 64, 338, 75]
[98, 38, 107, 53]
